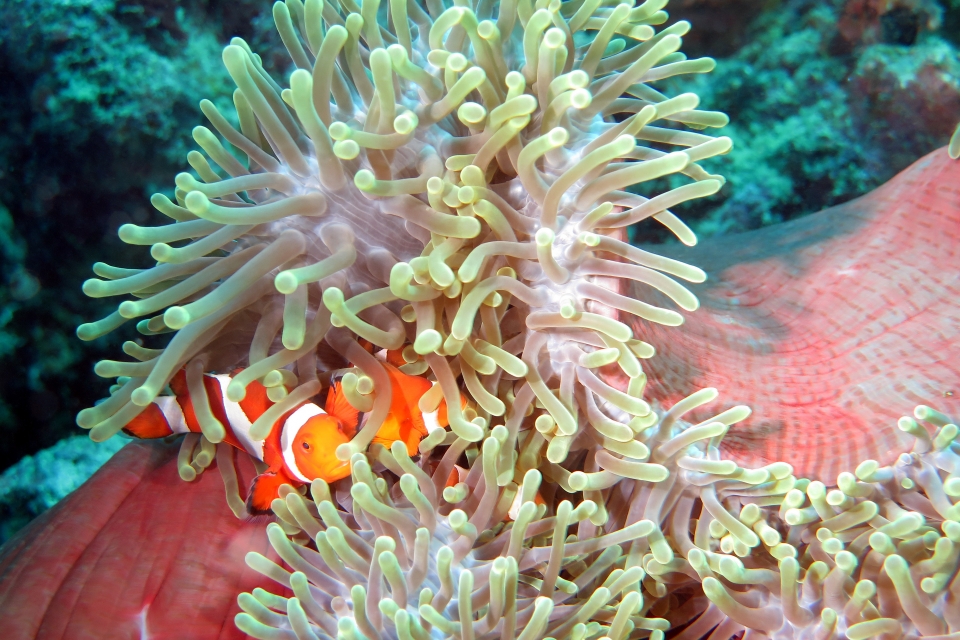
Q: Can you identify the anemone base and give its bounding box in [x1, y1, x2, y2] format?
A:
[0, 439, 281, 639]
[637, 147, 960, 481]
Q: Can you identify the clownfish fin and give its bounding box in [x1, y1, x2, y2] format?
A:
[325, 381, 359, 435]
[242, 511, 275, 526]
[445, 465, 467, 489]
[384, 348, 406, 368]
[122, 401, 175, 439]
[246, 469, 297, 515]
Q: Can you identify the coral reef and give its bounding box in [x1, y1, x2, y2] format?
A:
[654, 0, 960, 240]
[0, 433, 124, 544]
[0, 0, 278, 473]
[74, 0, 730, 483]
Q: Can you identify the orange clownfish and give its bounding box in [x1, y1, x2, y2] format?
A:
[122, 362, 460, 514]
[367, 344, 468, 455]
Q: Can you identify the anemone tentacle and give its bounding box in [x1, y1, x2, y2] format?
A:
[77, 0, 728, 473]
[240, 400, 960, 640]
[72, 0, 960, 638]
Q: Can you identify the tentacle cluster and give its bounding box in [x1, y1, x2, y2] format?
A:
[76, 0, 728, 459]
[73, 0, 960, 639]
[240, 401, 960, 640]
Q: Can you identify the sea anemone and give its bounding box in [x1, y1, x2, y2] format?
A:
[239, 402, 960, 640]
[71, 0, 960, 638]
[77, 0, 730, 456]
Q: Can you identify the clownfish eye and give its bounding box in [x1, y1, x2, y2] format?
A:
[302, 442, 310, 450]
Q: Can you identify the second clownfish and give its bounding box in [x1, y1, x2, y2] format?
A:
[123, 359, 459, 514]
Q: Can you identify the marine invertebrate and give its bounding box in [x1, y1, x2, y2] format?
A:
[635, 146, 960, 481]
[76, 0, 729, 459]
[0, 433, 125, 545]
[58, 0, 960, 638]
[76, 0, 731, 526]
[121, 357, 462, 513]
[241, 399, 960, 640]
[1, 150, 957, 637]
[231, 149, 960, 640]
[0, 439, 281, 639]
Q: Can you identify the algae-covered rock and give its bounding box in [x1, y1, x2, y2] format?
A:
[0, 0, 238, 189]
[643, 0, 960, 241]
[0, 434, 126, 543]
[850, 38, 960, 164]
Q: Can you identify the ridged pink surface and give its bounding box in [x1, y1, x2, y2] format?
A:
[632, 148, 960, 482]
[0, 440, 281, 639]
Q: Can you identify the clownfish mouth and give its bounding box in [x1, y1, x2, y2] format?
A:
[324, 461, 350, 479]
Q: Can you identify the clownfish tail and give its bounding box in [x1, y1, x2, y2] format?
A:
[245, 470, 297, 516]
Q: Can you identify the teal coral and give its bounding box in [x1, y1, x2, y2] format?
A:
[0, 0, 276, 473]
[649, 0, 960, 240]
[3, 0, 236, 182]
[0, 434, 125, 544]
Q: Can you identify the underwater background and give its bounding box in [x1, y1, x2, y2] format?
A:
[0, 0, 957, 543]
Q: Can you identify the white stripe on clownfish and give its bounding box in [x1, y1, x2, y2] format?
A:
[507, 492, 524, 521]
[280, 403, 326, 483]
[507, 489, 546, 521]
[156, 395, 189, 434]
[422, 381, 443, 434]
[212, 375, 263, 460]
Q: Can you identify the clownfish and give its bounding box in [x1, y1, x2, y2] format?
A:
[122, 360, 461, 514]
